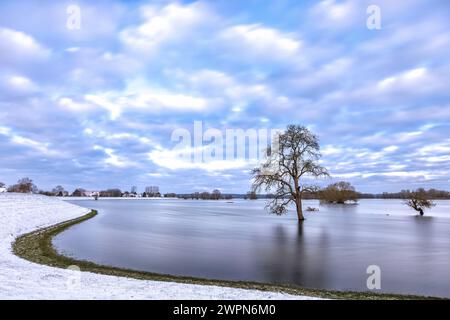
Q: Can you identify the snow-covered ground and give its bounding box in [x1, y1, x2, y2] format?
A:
[0, 193, 317, 299]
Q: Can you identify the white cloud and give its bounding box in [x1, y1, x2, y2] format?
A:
[292, 58, 353, 90]
[93, 145, 135, 168]
[166, 68, 288, 114]
[85, 129, 153, 146]
[220, 24, 301, 60]
[418, 140, 450, 155]
[0, 126, 12, 136]
[184, 69, 235, 92]
[9, 75, 33, 88]
[58, 97, 94, 113]
[334, 170, 435, 180]
[83, 128, 94, 135]
[84, 79, 212, 120]
[332, 172, 362, 179]
[377, 68, 428, 91]
[148, 145, 256, 172]
[84, 94, 122, 120]
[310, 0, 358, 28]
[375, 171, 434, 179]
[1, 74, 37, 94]
[120, 2, 214, 53]
[146, 172, 167, 178]
[424, 155, 450, 163]
[10, 135, 59, 156]
[360, 17, 450, 55]
[133, 91, 208, 111]
[65, 47, 80, 53]
[395, 131, 423, 142]
[387, 164, 407, 170]
[321, 145, 343, 156]
[108, 133, 152, 145]
[0, 27, 49, 63]
[382, 145, 399, 153]
[0, 125, 58, 156]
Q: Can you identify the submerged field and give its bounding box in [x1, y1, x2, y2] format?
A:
[54, 198, 450, 298]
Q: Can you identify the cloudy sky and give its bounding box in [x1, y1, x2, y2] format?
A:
[1, 0, 450, 194]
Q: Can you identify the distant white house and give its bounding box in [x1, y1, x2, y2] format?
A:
[84, 191, 100, 197]
[0, 186, 7, 193]
[123, 192, 140, 198]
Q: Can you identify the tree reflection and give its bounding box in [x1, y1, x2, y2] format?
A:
[254, 220, 331, 289]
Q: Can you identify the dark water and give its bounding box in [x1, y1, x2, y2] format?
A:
[54, 199, 450, 297]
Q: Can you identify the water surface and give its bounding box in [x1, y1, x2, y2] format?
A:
[54, 199, 450, 297]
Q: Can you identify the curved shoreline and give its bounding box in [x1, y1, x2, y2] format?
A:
[12, 208, 438, 300]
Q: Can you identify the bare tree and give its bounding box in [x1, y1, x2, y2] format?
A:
[252, 125, 329, 221]
[404, 189, 436, 216]
[99, 189, 122, 197]
[200, 191, 211, 200]
[8, 177, 37, 193]
[52, 185, 65, 196]
[212, 189, 221, 200]
[245, 191, 258, 200]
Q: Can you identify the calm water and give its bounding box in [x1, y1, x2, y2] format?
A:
[54, 199, 450, 297]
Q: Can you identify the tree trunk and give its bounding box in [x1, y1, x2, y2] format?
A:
[419, 208, 424, 216]
[295, 197, 304, 221]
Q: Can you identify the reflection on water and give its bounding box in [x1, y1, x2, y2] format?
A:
[54, 199, 450, 297]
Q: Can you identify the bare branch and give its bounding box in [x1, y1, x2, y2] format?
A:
[251, 125, 329, 220]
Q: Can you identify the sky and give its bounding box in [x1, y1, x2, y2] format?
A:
[1, 0, 450, 194]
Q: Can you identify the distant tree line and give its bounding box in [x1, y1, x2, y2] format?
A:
[244, 191, 258, 200]
[177, 189, 232, 200]
[99, 189, 122, 197]
[163, 193, 177, 198]
[0, 178, 231, 200]
[357, 188, 450, 200]
[2, 178, 450, 206]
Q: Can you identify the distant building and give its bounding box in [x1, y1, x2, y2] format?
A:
[131, 186, 137, 194]
[145, 186, 159, 194]
[84, 191, 100, 197]
[123, 190, 140, 198]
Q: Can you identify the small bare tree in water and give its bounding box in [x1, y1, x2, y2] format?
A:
[251, 125, 329, 221]
[404, 189, 435, 216]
